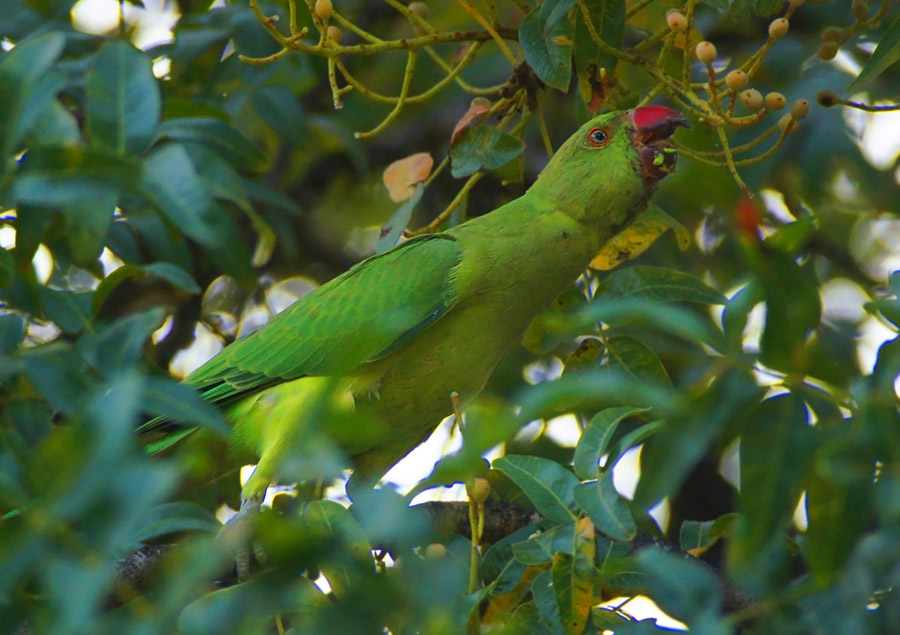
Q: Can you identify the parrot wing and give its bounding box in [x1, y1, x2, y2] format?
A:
[186, 233, 463, 406]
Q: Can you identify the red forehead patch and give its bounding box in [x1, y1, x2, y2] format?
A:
[632, 105, 685, 131]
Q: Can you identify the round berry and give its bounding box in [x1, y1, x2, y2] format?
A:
[468, 477, 491, 504]
[314, 0, 333, 20]
[424, 543, 447, 559]
[818, 42, 839, 60]
[769, 18, 789, 39]
[816, 90, 839, 108]
[326, 25, 342, 43]
[820, 27, 842, 42]
[666, 10, 688, 32]
[695, 41, 717, 64]
[408, 1, 429, 20]
[740, 88, 764, 110]
[790, 99, 810, 119]
[725, 69, 749, 90]
[778, 114, 796, 134]
[765, 92, 787, 110]
[852, 0, 869, 22]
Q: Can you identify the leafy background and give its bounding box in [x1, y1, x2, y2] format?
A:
[1, 0, 900, 633]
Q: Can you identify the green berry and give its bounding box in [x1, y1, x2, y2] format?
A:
[820, 27, 842, 42]
[408, 1, 429, 20]
[818, 42, 839, 60]
[725, 69, 749, 91]
[765, 92, 787, 110]
[424, 543, 447, 559]
[326, 25, 342, 43]
[740, 88, 764, 110]
[314, 0, 333, 20]
[769, 18, 789, 39]
[790, 99, 810, 119]
[695, 41, 717, 64]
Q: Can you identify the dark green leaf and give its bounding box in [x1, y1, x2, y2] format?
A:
[679, 520, 718, 555]
[142, 263, 202, 293]
[578, 299, 722, 349]
[512, 522, 577, 565]
[136, 143, 226, 247]
[142, 377, 228, 435]
[595, 266, 725, 305]
[62, 190, 117, 265]
[531, 569, 563, 630]
[375, 184, 423, 253]
[0, 313, 25, 354]
[494, 455, 579, 524]
[450, 126, 524, 178]
[605, 336, 671, 387]
[80, 308, 166, 376]
[132, 501, 220, 544]
[849, 15, 900, 90]
[636, 548, 724, 629]
[37, 287, 92, 334]
[519, 3, 574, 92]
[574, 0, 625, 104]
[574, 476, 636, 541]
[156, 118, 269, 172]
[86, 40, 161, 156]
[607, 419, 664, 466]
[573, 406, 648, 480]
[0, 247, 14, 287]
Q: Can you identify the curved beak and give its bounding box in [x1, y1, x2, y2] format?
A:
[628, 105, 690, 182]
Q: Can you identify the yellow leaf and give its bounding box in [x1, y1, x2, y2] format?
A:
[382, 152, 433, 202]
[589, 205, 690, 271]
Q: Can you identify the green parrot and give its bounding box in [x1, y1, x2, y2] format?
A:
[145, 106, 686, 564]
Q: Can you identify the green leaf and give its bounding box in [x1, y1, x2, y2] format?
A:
[142, 263, 202, 293]
[142, 377, 228, 436]
[574, 476, 636, 541]
[573, 406, 648, 480]
[699, 0, 728, 9]
[679, 520, 718, 556]
[512, 522, 577, 565]
[37, 287, 92, 334]
[156, 118, 269, 172]
[849, 15, 900, 90]
[62, 190, 118, 265]
[136, 143, 226, 248]
[132, 501, 220, 544]
[579, 298, 722, 349]
[605, 336, 671, 387]
[595, 266, 725, 305]
[607, 419, 664, 466]
[301, 500, 374, 598]
[92, 263, 200, 316]
[635, 548, 725, 630]
[0, 31, 65, 182]
[0, 247, 14, 287]
[574, 0, 625, 104]
[519, 3, 574, 92]
[493, 455, 579, 524]
[551, 532, 594, 634]
[79, 308, 166, 377]
[375, 183, 423, 253]
[450, 126, 524, 178]
[0, 313, 25, 354]
[753, 0, 781, 16]
[86, 40, 161, 156]
[531, 569, 563, 630]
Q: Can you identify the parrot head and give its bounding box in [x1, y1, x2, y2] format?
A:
[528, 105, 688, 229]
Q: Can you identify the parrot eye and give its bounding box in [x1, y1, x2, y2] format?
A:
[586, 127, 610, 147]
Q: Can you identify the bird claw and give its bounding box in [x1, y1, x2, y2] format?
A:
[218, 496, 267, 582]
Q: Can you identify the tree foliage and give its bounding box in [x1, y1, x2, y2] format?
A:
[1, 0, 900, 632]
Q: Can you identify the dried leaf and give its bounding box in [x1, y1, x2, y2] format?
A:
[383, 152, 433, 202]
[451, 97, 492, 144]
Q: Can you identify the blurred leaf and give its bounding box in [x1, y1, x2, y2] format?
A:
[0, 247, 13, 287]
[551, 518, 594, 634]
[136, 143, 228, 248]
[590, 205, 690, 270]
[92, 263, 200, 315]
[531, 568, 562, 630]
[636, 548, 725, 631]
[573, 406, 648, 480]
[574, 0, 625, 105]
[142, 377, 228, 435]
[850, 14, 900, 90]
[679, 520, 718, 557]
[0, 313, 25, 354]
[301, 500, 373, 598]
[79, 307, 166, 376]
[133, 501, 220, 544]
[450, 126, 524, 178]
[155, 118, 269, 172]
[522, 289, 587, 355]
[375, 184, 423, 253]
[605, 336, 671, 387]
[383, 153, 432, 203]
[513, 522, 577, 565]
[494, 455, 579, 524]
[142, 263, 202, 293]
[86, 40, 161, 156]
[0, 30, 65, 183]
[62, 190, 117, 265]
[574, 475, 636, 541]
[578, 298, 722, 349]
[37, 287, 92, 334]
[595, 266, 725, 305]
[520, 1, 574, 92]
[607, 419, 664, 466]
